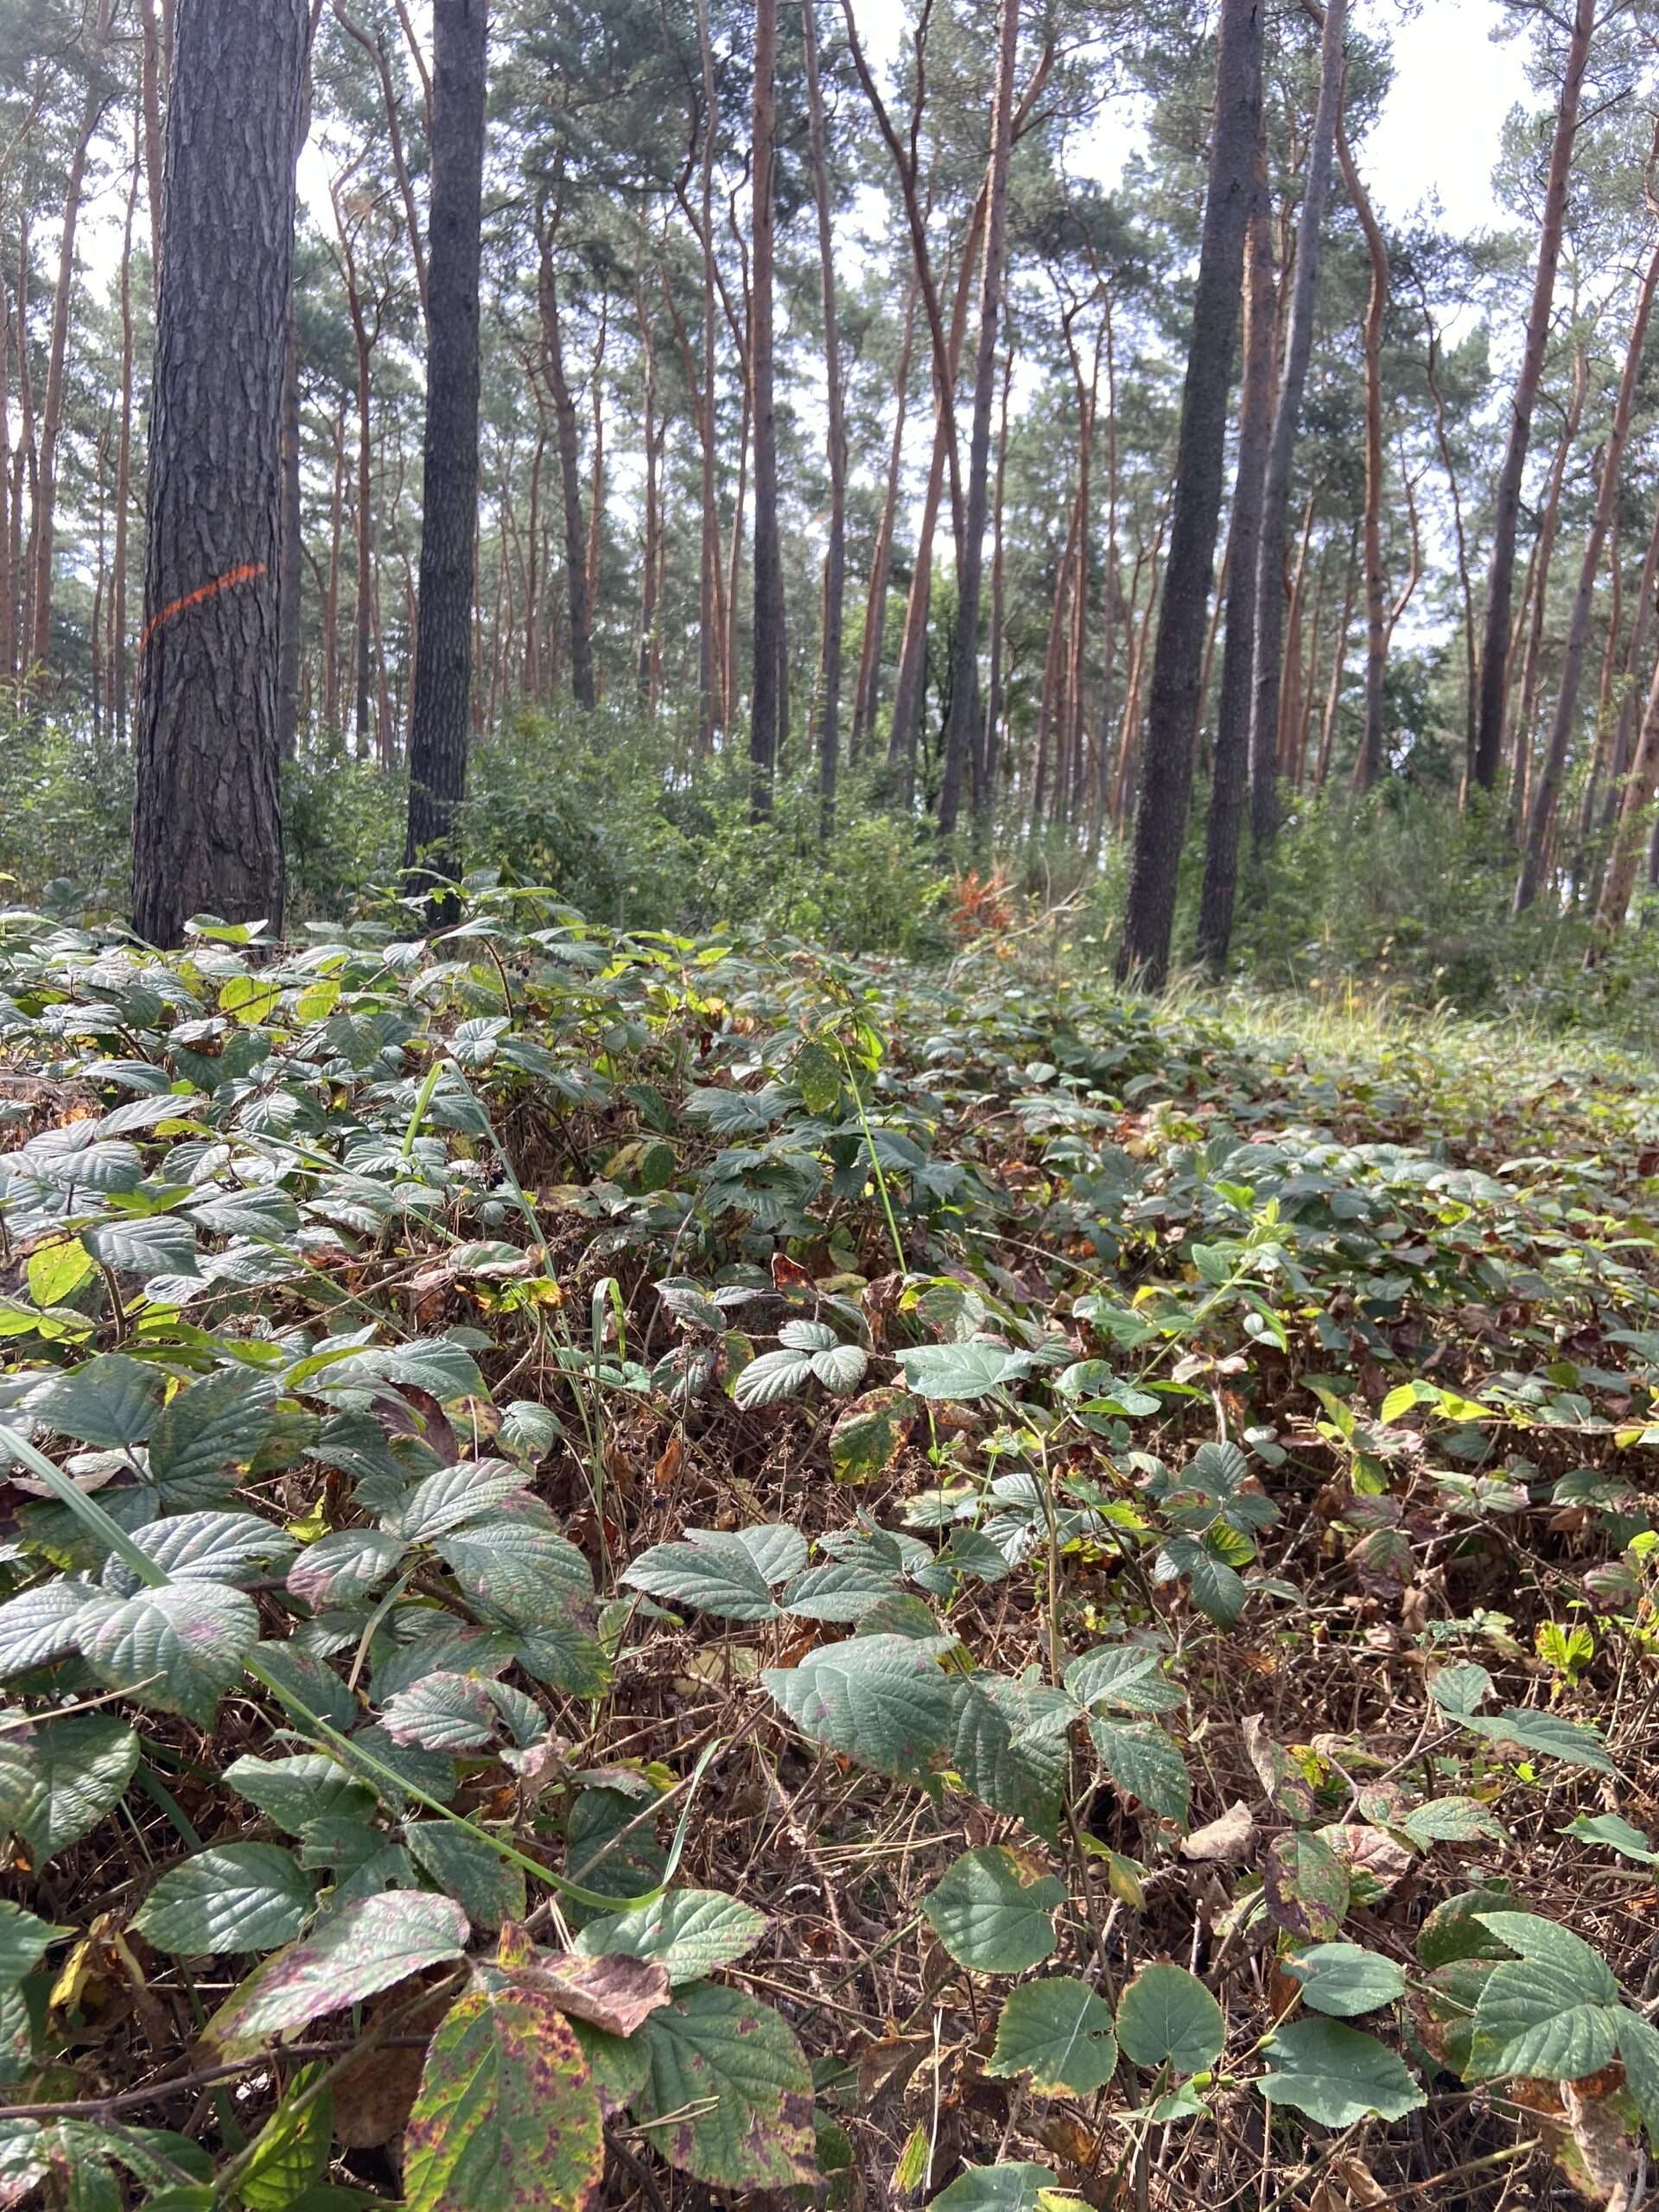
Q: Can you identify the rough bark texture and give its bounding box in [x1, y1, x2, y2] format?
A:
[1197, 143, 1274, 969]
[1338, 111, 1389, 792]
[1116, 0, 1262, 988]
[748, 0, 781, 818]
[404, 0, 487, 896]
[803, 0, 844, 837]
[1249, 0, 1344, 848]
[131, 0, 306, 948]
[537, 227, 596, 712]
[1516, 228, 1659, 912]
[938, 0, 1020, 837]
[1471, 0, 1594, 791]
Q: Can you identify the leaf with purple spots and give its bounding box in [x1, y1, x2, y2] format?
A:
[404, 1982, 605, 2212]
[636, 1980, 817, 2190]
[202, 1890, 469, 2050]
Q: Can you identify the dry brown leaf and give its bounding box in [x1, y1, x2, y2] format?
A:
[1180, 1799, 1257, 1864]
[508, 1949, 671, 2037]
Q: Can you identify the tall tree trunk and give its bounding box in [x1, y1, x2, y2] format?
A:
[323, 408, 344, 731]
[1315, 524, 1358, 786]
[331, 2, 427, 322]
[32, 76, 105, 674]
[1511, 349, 1585, 826]
[1592, 639, 1659, 952]
[403, 0, 486, 899]
[852, 276, 918, 758]
[140, 0, 165, 290]
[132, 0, 307, 947]
[938, 0, 1020, 837]
[1198, 137, 1274, 969]
[748, 0, 780, 818]
[984, 320, 1013, 812]
[1249, 0, 1345, 847]
[276, 305, 302, 761]
[537, 221, 596, 711]
[113, 115, 139, 746]
[1417, 280, 1478, 791]
[803, 0, 846, 837]
[11, 223, 31, 681]
[1117, 0, 1262, 988]
[693, 0, 720, 750]
[1516, 225, 1659, 911]
[1472, 0, 1595, 791]
[1338, 114, 1389, 792]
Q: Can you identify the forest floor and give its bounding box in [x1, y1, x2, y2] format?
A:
[2, 894, 1659, 2212]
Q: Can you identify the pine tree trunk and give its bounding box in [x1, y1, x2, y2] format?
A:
[1198, 140, 1274, 969]
[852, 276, 918, 758]
[1472, 0, 1595, 791]
[32, 79, 103, 674]
[1249, 0, 1344, 847]
[1516, 226, 1659, 912]
[113, 118, 139, 746]
[1338, 116, 1389, 792]
[938, 0, 1020, 836]
[748, 0, 781, 818]
[1117, 0, 1262, 988]
[804, 0, 846, 837]
[132, 0, 307, 947]
[276, 308, 302, 760]
[403, 0, 486, 899]
[141, 0, 166, 289]
[537, 224, 596, 712]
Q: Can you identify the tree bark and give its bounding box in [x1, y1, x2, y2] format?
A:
[938, 0, 1020, 837]
[803, 0, 846, 837]
[1117, 0, 1262, 988]
[852, 276, 918, 759]
[403, 0, 486, 899]
[32, 72, 105, 673]
[1337, 112, 1389, 792]
[1516, 227, 1659, 912]
[1249, 0, 1344, 848]
[1472, 0, 1595, 791]
[537, 220, 596, 711]
[132, 0, 307, 947]
[748, 0, 781, 818]
[140, 0, 165, 291]
[1197, 137, 1274, 969]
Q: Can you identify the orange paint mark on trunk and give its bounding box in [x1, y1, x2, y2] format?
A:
[140, 561, 267, 651]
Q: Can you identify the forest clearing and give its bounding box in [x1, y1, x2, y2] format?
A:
[4, 0, 1659, 2207]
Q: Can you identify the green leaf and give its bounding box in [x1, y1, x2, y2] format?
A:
[731, 1348, 813, 1408]
[621, 1529, 781, 1620]
[781, 1560, 906, 1621]
[1255, 2018, 1425, 2125]
[1472, 1912, 1618, 1993]
[238, 2064, 333, 2212]
[203, 1891, 470, 2049]
[26, 1243, 92, 1308]
[948, 1674, 1069, 1840]
[0, 1901, 67, 1986]
[928, 2168, 1070, 2212]
[988, 1977, 1119, 2096]
[1428, 1662, 1494, 1717]
[380, 1675, 499, 1754]
[896, 1342, 1035, 1402]
[1283, 1943, 1408, 2018]
[1392, 1796, 1509, 1849]
[289, 1529, 406, 1610]
[82, 1215, 200, 1279]
[1262, 1831, 1349, 1943]
[120, 1510, 293, 1588]
[573, 1889, 768, 1988]
[1064, 1645, 1184, 1714]
[391, 1462, 533, 1543]
[1088, 1718, 1190, 1823]
[1414, 1885, 1515, 1970]
[1618, 2012, 1659, 2148]
[763, 1635, 956, 1793]
[0, 1583, 103, 1675]
[1468, 1961, 1621, 2081]
[25, 1352, 166, 1446]
[133, 1843, 314, 1955]
[79, 1581, 259, 1726]
[829, 1389, 915, 1484]
[404, 1823, 526, 1930]
[794, 1041, 843, 1115]
[1561, 1812, 1659, 1864]
[1115, 1963, 1225, 2072]
[404, 1985, 604, 2212]
[222, 1755, 377, 1835]
[1463, 1706, 1615, 1774]
[922, 1847, 1065, 1974]
[636, 1980, 817, 2190]
[0, 1714, 138, 1862]
[148, 1370, 279, 1492]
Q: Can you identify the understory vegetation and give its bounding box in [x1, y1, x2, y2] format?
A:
[2, 887, 1659, 2209]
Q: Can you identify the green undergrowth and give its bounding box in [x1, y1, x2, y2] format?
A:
[0, 887, 1657, 2209]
